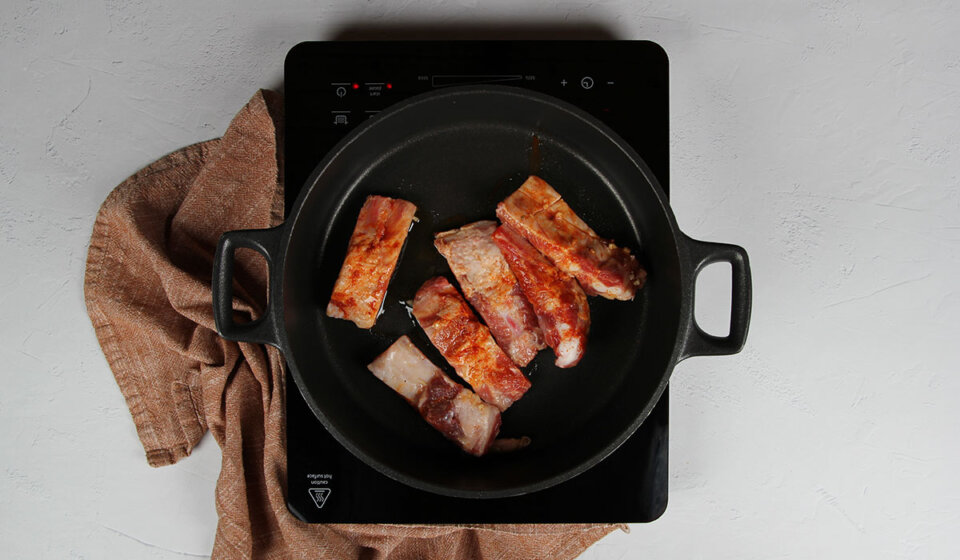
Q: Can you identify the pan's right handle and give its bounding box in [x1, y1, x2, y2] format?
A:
[212, 226, 284, 347]
[677, 233, 752, 361]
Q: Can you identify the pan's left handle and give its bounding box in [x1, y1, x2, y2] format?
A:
[677, 233, 752, 361]
[212, 225, 284, 347]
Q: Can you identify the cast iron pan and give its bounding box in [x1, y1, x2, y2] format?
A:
[212, 86, 751, 499]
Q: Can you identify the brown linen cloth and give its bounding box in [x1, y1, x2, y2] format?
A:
[84, 89, 619, 559]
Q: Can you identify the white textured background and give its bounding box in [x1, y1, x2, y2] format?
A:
[2, 1, 959, 558]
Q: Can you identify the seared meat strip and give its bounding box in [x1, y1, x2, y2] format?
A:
[413, 277, 531, 411]
[367, 336, 501, 456]
[326, 195, 417, 328]
[492, 225, 590, 368]
[434, 221, 545, 367]
[496, 175, 646, 301]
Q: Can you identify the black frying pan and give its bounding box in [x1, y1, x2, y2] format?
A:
[212, 86, 751, 498]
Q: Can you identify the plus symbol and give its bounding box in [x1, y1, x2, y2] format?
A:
[560, 79, 568, 86]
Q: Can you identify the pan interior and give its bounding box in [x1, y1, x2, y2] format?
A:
[282, 89, 682, 497]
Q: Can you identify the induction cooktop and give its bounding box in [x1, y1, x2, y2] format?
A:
[283, 40, 669, 523]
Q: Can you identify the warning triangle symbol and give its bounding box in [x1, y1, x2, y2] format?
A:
[308, 487, 331, 509]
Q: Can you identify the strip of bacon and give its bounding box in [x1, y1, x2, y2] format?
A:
[413, 277, 531, 411]
[496, 175, 646, 301]
[326, 195, 417, 328]
[492, 225, 590, 368]
[434, 221, 545, 367]
[367, 336, 501, 456]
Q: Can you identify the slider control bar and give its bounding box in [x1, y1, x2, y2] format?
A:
[431, 75, 523, 87]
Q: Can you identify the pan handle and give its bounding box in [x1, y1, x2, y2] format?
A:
[212, 226, 284, 347]
[677, 233, 752, 361]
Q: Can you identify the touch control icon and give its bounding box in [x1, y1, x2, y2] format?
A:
[580, 76, 594, 89]
[308, 488, 331, 509]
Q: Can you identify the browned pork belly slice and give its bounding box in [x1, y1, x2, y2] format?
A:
[496, 175, 645, 301]
[492, 225, 590, 368]
[326, 195, 417, 328]
[367, 336, 501, 456]
[413, 277, 531, 411]
[434, 220, 545, 367]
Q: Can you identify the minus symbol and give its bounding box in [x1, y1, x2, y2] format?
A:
[606, 81, 615, 85]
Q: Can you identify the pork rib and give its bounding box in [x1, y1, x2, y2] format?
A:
[326, 195, 417, 328]
[413, 277, 531, 411]
[492, 225, 590, 368]
[367, 336, 501, 456]
[434, 221, 545, 367]
[496, 175, 646, 301]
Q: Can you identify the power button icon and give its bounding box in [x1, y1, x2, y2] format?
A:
[580, 76, 594, 89]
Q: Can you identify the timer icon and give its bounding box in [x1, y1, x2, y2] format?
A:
[580, 76, 594, 89]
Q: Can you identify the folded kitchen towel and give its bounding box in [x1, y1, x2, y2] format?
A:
[84, 89, 619, 560]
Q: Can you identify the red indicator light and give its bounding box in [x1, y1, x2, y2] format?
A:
[386, 83, 393, 89]
[352, 83, 359, 89]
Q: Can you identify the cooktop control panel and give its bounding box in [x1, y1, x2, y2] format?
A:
[284, 41, 668, 213]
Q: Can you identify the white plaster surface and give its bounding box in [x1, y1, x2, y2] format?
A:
[2, 1, 959, 558]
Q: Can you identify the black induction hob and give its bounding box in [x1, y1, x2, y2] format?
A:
[283, 40, 669, 523]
